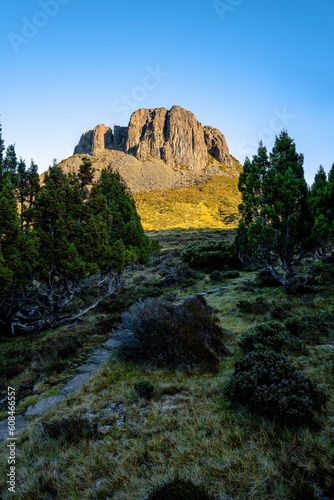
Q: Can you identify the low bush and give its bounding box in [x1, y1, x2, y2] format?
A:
[134, 380, 155, 400]
[269, 301, 292, 320]
[181, 240, 241, 271]
[255, 270, 282, 288]
[221, 270, 240, 279]
[41, 416, 98, 444]
[161, 264, 204, 288]
[150, 238, 161, 254]
[146, 478, 212, 500]
[285, 313, 334, 345]
[237, 297, 271, 315]
[114, 296, 228, 372]
[224, 350, 327, 426]
[239, 321, 300, 354]
[209, 270, 221, 283]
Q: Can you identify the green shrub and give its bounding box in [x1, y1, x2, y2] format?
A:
[269, 301, 292, 320]
[221, 270, 240, 279]
[237, 297, 271, 315]
[181, 240, 241, 271]
[146, 478, 212, 500]
[134, 380, 155, 400]
[209, 270, 221, 283]
[161, 264, 203, 288]
[255, 270, 282, 288]
[41, 416, 98, 444]
[114, 296, 228, 372]
[239, 321, 301, 354]
[150, 238, 161, 254]
[224, 350, 327, 426]
[285, 313, 334, 345]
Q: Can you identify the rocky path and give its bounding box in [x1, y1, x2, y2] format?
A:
[0, 338, 121, 443]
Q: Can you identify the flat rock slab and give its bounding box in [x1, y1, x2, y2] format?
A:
[60, 372, 92, 396]
[316, 344, 334, 350]
[0, 416, 28, 442]
[76, 364, 99, 374]
[89, 348, 111, 364]
[104, 338, 122, 350]
[25, 395, 65, 417]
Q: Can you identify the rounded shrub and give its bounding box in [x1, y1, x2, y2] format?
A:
[221, 270, 240, 279]
[224, 350, 327, 426]
[237, 297, 271, 315]
[146, 478, 212, 500]
[209, 270, 222, 283]
[134, 380, 155, 400]
[239, 321, 301, 354]
[285, 313, 334, 345]
[180, 240, 241, 271]
[114, 296, 228, 372]
[41, 416, 98, 444]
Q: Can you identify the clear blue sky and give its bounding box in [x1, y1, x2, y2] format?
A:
[1, 0, 333, 184]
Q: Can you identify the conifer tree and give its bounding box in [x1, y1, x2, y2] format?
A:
[309, 166, 331, 250]
[94, 166, 150, 265]
[236, 131, 310, 286]
[3, 144, 18, 182]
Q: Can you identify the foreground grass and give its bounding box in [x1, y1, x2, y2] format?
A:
[0, 229, 333, 499]
[1, 353, 333, 499]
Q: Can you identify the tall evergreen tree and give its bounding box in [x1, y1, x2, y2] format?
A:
[309, 166, 331, 250]
[3, 144, 18, 182]
[236, 131, 310, 286]
[0, 175, 22, 281]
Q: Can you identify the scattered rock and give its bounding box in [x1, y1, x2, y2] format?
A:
[103, 338, 122, 350]
[139, 407, 149, 418]
[98, 425, 113, 434]
[316, 344, 334, 350]
[160, 404, 178, 413]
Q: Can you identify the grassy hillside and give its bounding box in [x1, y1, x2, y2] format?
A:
[0, 229, 333, 499]
[134, 175, 241, 230]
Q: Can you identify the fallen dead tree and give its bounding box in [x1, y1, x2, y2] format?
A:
[0, 270, 123, 334]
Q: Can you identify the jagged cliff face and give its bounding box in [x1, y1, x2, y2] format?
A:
[73, 105, 233, 169]
[74, 124, 127, 154]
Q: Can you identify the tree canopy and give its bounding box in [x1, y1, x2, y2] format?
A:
[236, 131, 312, 286]
[0, 125, 150, 333]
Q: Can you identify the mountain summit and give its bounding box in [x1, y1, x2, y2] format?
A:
[73, 105, 233, 170]
[60, 105, 241, 229]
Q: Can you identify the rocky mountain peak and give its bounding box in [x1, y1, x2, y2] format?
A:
[73, 105, 233, 169]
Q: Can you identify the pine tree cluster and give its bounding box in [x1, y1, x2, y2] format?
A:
[236, 130, 334, 287]
[0, 124, 150, 333]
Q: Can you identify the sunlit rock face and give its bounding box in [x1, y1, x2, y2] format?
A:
[73, 105, 233, 169]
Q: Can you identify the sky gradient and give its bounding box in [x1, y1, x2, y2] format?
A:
[1, 0, 333, 184]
